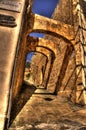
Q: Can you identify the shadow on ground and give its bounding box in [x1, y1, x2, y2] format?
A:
[10, 83, 36, 125]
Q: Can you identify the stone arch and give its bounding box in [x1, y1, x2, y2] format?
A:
[27, 51, 48, 60]
[26, 46, 54, 87]
[26, 37, 58, 87]
[27, 13, 75, 43]
[27, 13, 82, 102]
[26, 46, 53, 59]
[27, 36, 76, 96]
[27, 36, 57, 55]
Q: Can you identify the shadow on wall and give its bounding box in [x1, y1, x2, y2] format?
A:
[79, 0, 86, 18]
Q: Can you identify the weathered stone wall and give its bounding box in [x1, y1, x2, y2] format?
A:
[72, 0, 86, 104]
[52, 0, 73, 25]
[12, 0, 29, 100]
[30, 53, 47, 86]
[47, 0, 76, 99]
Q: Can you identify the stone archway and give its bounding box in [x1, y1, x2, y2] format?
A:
[26, 35, 76, 99]
[26, 44, 55, 87]
[26, 51, 48, 86]
[27, 13, 74, 42]
[26, 12, 84, 103]
[26, 36, 58, 87]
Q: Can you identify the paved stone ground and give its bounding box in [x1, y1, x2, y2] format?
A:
[9, 87, 86, 130]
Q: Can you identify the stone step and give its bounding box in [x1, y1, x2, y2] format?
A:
[34, 88, 53, 94]
[36, 85, 45, 89]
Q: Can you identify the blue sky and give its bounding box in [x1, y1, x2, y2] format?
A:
[27, 0, 58, 61]
[32, 0, 58, 18]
